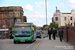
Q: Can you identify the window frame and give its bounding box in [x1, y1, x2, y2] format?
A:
[16, 13, 19, 17]
[17, 19, 20, 22]
[5, 20, 8, 25]
[5, 14, 7, 17]
[70, 17, 72, 20]
[10, 20, 13, 25]
[55, 17, 58, 21]
[71, 23, 72, 26]
[10, 13, 12, 17]
[64, 17, 66, 20]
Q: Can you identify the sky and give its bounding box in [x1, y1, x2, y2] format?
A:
[0, 0, 75, 27]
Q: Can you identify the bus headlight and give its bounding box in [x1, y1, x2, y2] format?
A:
[28, 37, 31, 39]
[14, 38, 17, 39]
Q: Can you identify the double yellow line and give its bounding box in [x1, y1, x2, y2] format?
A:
[33, 39, 43, 50]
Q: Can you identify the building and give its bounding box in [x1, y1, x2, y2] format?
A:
[0, 6, 27, 39]
[23, 16, 27, 22]
[52, 10, 75, 27]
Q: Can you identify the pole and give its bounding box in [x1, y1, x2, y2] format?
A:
[45, 0, 47, 25]
[56, 6, 57, 18]
[2, 14, 3, 25]
[2, 14, 3, 39]
[56, 6, 57, 23]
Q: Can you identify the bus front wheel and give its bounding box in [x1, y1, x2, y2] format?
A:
[14, 41, 16, 44]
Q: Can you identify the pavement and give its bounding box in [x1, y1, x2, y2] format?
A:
[37, 37, 75, 50]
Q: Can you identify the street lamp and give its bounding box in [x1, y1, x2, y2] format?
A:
[45, 0, 47, 25]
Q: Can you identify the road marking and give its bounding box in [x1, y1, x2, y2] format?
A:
[26, 45, 30, 49]
[31, 44, 33, 45]
[33, 39, 43, 50]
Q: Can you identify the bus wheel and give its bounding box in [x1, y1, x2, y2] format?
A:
[14, 41, 16, 44]
[31, 38, 34, 43]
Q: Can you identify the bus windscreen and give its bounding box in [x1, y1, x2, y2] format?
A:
[15, 26, 31, 37]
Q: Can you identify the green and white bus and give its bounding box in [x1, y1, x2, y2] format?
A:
[14, 22, 36, 43]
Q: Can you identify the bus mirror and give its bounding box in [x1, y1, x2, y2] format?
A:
[32, 27, 34, 31]
[40, 29, 42, 31]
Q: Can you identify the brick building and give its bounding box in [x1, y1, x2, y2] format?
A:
[0, 6, 27, 39]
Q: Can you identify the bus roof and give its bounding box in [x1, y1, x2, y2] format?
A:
[14, 22, 36, 27]
[15, 22, 33, 24]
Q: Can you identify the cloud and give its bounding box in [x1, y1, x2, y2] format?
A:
[68, 0, 75, 3]
[35, 2, 50, 9]
[57, 3, 67, 8]
[23, 4, 33, 11]
[27, 19, 45, 26]
[25, 11, 52, 26]
[26, 11, 51, 18]
[57, 2, 75, 9]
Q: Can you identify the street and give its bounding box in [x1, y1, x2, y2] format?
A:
[0, 38, 42, 50]
[0, 37, 75, 50]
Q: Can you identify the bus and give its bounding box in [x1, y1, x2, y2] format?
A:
[36, 27, 42, 38]
[14, 22, 36, 43]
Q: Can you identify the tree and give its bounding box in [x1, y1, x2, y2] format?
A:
[43, 24, 48, 28]
[49, 22, 58, 30]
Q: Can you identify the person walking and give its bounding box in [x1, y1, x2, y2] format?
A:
[52, 28, 57, 40]
[58, 28, 63, 42]
[48, 28, 52, 40]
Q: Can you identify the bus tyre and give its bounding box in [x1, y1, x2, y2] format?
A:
[31, 38, 34, 43]
[14, 41, 16, 44]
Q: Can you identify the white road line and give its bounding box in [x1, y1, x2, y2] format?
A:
[31, 44, 33, 45]
[26, 44, 33, 49]
[26, 45, 30, 49]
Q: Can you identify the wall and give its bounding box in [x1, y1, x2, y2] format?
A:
[62, 26, 75, 46]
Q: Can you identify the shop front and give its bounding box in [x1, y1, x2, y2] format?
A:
[0, 29, 9, 39]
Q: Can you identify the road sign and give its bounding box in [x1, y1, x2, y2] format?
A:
[0, 29, 8, 31]
[2, 25, 6, 27]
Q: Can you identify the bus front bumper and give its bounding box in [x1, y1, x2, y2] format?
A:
[14, 37, 32, 42]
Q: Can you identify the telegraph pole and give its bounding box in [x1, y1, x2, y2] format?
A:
[45, 0, 47, 25]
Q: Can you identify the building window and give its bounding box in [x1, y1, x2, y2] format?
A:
[55, 17, 58, 21]
[0, 20, 1, 25]
[71, 23, 72, 26]
[10, 20, 13, 25]
[65, 23, 66, 25]
[70, 17, 72, 20]
[64, 17, 66, 20]
[10, 13, 12, 17]
[16, 13, 18, 17]
[5, 14, 7, 17]
[17, 19, 20, 22]
[5, 20, 8, 25]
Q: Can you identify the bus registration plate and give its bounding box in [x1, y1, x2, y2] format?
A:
[20, 39, 25, 42]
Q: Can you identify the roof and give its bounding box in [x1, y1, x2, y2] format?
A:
[62, 13, 71, 14]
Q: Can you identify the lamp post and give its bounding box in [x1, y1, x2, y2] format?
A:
[45, 0, 47, 25]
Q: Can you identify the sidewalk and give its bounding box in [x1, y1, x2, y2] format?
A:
[37, 37, 75, 50]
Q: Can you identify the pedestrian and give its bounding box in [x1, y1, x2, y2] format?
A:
[58, 28, 63, 42]
[48, 28, 52, 40]
[52, 28, 57, 40]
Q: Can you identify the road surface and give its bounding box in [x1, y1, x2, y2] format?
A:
[0, 38, 42, 50]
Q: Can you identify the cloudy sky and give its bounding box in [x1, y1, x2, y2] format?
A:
[0, 0, 75, 27]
